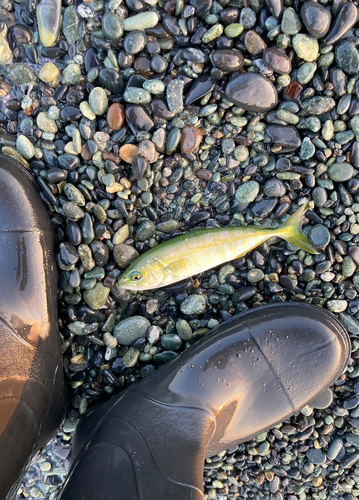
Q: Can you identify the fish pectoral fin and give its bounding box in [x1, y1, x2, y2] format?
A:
[163, 259, 189, 282]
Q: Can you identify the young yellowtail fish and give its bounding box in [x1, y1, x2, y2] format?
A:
[117, 202, 317, 291]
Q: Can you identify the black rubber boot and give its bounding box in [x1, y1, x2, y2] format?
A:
[59, 303, 350, 500]
[0, 155, 64, 499]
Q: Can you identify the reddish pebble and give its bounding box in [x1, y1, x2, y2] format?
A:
[285, 80, 303, 99]
[103, 151, 120, 163]
[180, 126, 202, 154]
[106, 103, 125, 130]
[81, 145, 92, 160]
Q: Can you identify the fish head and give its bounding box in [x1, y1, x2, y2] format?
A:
[117, 258, 164, 291]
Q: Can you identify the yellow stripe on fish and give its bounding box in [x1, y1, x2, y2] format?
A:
[117, 202, 317, 291]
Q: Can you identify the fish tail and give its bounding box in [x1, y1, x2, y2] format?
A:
[275, 202, 317, 254]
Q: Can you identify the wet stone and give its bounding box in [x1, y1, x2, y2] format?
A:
[309, 224, 331, 248]
[251, 199, 277, 217]
[335, 42, 359, 75]
[211, 49, 244, 72]
[225, 73, 278, 113]
[266, 125, 301, 151]
[102, 12, 123, 40]
[83, 283, 110, 310]
[166, 79, 184, 114]
[235, 180, 260, 207]
[180, 294, 206, 315]
[185, 75, 215, 105]
[114, 316, 150, 345]
[8, 64, 35, 85]
[301, 1, 331, 39]
[306, 449, 327, 465]
[37, 0, 61, 47]
[122, 12, 159, 31]
[263, 178, 286, 198]
[328, 162, 354, 182]
[180, 126, 202, 154]
[37, 112, 58, 133]
[263, 48, 291, 75]
[39, 62, 59, 83]
[89, 87, 108, 116]
[324, 2, 357, 45]
[301, 96, 336, 115]
[244, 30, 266, 56]
[107, 103, 125, 130]
[113, 244, 139, 268]
[0, 37, 12, 65]
[63, 5, 80, 45]
[161, 334, 182, 351]
[224, 23, 243, 38]
[126, 105, 154, 132]
[124, 87, 151, 104]
[281, 7, 301, 35]
[239, 8, 256, 30]
[124, 31, 147, 55]
[16, 135, 35, 159]
[136, 220, 156, 241]
[292, 34, 319, 62]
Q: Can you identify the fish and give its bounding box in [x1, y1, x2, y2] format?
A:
[117, 201, 317, 291]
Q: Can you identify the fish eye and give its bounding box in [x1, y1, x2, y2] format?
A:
[130, 271, 143, 282]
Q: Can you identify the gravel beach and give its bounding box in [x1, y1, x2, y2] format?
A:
[1, 0, 359, 497]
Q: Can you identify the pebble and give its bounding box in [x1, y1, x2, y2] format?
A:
[102, 12, 123, 40]
[114, 316, 150, 345]
[281, 7, 301, 35]
[324, 2, 358, 45]
[36, 112, 58, 133]
[225, 73, 278, 113]
[211, 49, 244, 72]
[328, 163, 354, 182]
[306, 449, 327, 465]
[89, 87, 108, 116]
[0, 37, 12, 65]
[83, 283, 110, 310]
[36, 0, 61, 47]
[263, 48, 291, 75]
[63, 5, 80, 45]
[16, 135, 35, 159]
[180, 126, 202, 154]
[180, 295, 206, 315]
[122, 12, 159, 31]
[119, 144, 138, 163]
[106, 103, 125, 130]
[166, 79, 184, 115]
[292, 34, 319, 62]
[39, 62, 59, 83]
[309, 224, 331, 248]
[235, 181, 260, 206]
[301, 1, 331, 39]
[114, 244, 139, 268]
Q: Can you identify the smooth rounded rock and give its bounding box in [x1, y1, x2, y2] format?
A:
[36, 0, 61, 47]
[328, 162, 354, 182]
[263, 48, 291, 74]
[180, 126, 202, 154]
[106, 103, 125, 130]
[301, 1, 331, 39]
[292, 34, 319, 62]
[211, 49, 243, 72]
[114, 316, 151, 345]
[89, 87, 108, 116]
[225, 73, 278, 113]
[122, 12, 159, 31]
[39, 62, 59, 83]
[102, 12, 123, 40]
[180, 295, 207, 315]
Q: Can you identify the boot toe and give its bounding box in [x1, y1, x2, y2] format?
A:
[250, 303, 350, 411]
[0, 154, 52, 232]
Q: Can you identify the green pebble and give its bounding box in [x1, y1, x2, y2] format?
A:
[328, 162, 354, 182]
[83, 283, 110, 309]
[161, 333, 182, 351]
[136, 220, 156, 241]
[68, 321, 86, 336]
[89, 87, 108, 116]
[143, 79, 165, 95]
[342, 256, 356, 277]
[8, 63, 35, 85]
[322, 120, 334, 141]
[202, 24, 223, 43]
[247, 268, 264, 283]
[16, 135, 35, 159]
[122, 347, 140, 368]
[327, 300, 347, 313]
[277, 74, 291, 87]
[276, 109, 299, 124]
[300, 137, 315, 160]
[63, 5, 80, 44]
[114, 316, 150, 345]
[122, 11, 159, 31]
[102, 11, 123, 40]
[72, 128, 82, 154]
[318, 52, 334, 67]
[292, 34, 319, 62]
[176, 319, 192, 340]
[63, 63, 81, 85]
[180, 295, 206, 315]
[166, 127, 181, 153]
[235, 180, 260, 207]
[224, 23, 243, 37]
[124, 87, 151, 104]
[297, 62, 317, 84]
[281, 7, 301, 35]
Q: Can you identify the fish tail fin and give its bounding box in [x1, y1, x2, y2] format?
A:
[276, 202, 317, 254]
